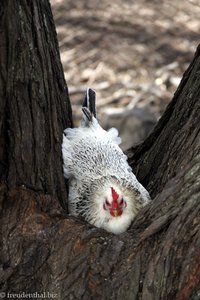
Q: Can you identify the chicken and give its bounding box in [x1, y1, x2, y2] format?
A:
[62, 88, 150, 234]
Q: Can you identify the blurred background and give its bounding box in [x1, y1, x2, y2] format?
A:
[51, 0, 200, 150]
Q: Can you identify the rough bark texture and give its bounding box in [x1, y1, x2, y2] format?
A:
[0, 0, 72, 207]
[127, 47, 200, 199]
[0, 1, 200, 300]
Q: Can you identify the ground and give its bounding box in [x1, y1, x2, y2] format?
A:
[51, 0, 200, 149]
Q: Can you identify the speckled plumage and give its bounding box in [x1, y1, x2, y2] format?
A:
[62, 88, 150, 234]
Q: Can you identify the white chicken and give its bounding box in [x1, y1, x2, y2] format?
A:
[62, 88, 150, 234]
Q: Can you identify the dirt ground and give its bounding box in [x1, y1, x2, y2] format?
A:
[51, 0, 200, 149]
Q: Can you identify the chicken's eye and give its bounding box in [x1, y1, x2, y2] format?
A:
[120, 198, 127, 207]
[105, 199, 110, 206]
[120, 198, 124, 205]
[103, 199, 111, 211]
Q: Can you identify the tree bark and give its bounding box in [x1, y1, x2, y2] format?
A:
[0, 1, 200, 300]
[127, 47, 200, 199]
[0, 0, 72, 208]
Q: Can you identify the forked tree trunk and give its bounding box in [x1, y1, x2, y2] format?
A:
[0, 1, 200, 300]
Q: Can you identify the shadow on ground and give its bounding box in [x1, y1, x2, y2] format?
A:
[51, 0, 200, 149]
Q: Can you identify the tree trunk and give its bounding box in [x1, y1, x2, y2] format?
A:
[127, 47, 200, 199]
[0, 1, 200, 300]
[0, 0, 72, 208]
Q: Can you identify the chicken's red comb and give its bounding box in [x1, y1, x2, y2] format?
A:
[111, 187, 119, 202]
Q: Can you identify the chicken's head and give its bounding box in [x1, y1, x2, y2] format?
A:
[103, 187, 127, 217]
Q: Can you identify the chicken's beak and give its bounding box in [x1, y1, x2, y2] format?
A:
[113, 209, 118, 217]
[110, 208, 122, 217]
